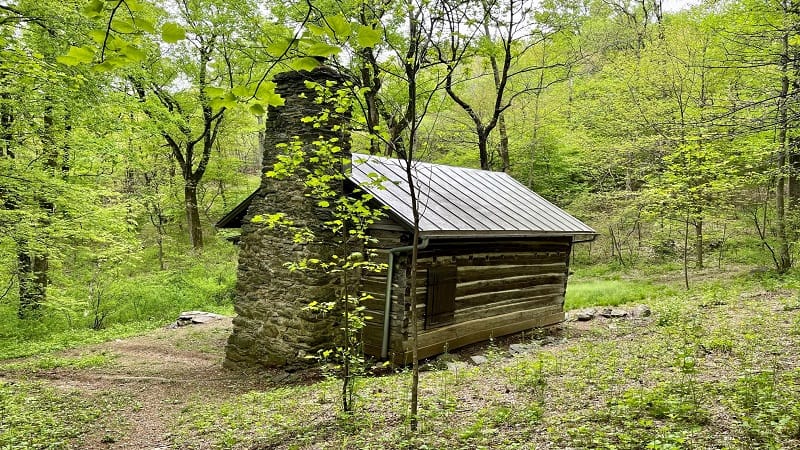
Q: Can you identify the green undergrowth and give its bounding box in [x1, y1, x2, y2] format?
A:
[172, 272, 800, 449]
[0, 381, 129, 449]
[0, 237, 236, 361]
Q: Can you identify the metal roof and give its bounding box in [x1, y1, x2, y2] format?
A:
[349, 153, 596, 238]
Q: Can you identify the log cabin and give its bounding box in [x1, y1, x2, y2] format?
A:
[349, 153, 596, 363]
[218, 151, 596, 367]
[218, 66, 595, 369]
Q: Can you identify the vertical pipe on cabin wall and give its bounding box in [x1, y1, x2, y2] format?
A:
[382, 238, 430, 359]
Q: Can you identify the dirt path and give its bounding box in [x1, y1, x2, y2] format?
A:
[5, 318, 273, 450]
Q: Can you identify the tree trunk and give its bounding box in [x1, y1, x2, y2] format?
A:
[1, 91, 13, 158]
[62, 117, 71, 175]
[43, 103, 57, 172]
[789, 149, 800, 206]
[498, 114, 510, 172]
[776, 150, 791, 272]
[185, 180, 204, 250]
[0, 80, 43, 318]
[776, 31, 793, 273]
[788, 136, 800, 211]
[480, 0, 509, 172]
[695, 220, 703, 270]
[18, 101, 58, 317]
[257, 115, 266, 169]
[360, 53, 383, 155]
[18, 244, 47, 318]
[478, 133, 490, 170]
[683, 213, 690, 290]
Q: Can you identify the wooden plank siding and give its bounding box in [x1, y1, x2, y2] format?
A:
[359, 217, 573, 363]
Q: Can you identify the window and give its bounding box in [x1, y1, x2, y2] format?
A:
[426, 264, 457, 327]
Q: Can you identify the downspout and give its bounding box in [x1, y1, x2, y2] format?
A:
[381, 237, 430, 359]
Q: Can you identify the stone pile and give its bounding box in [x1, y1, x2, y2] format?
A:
[568, 305, 651, 322]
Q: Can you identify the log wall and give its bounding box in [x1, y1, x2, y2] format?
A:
[359, 220, 573, 363]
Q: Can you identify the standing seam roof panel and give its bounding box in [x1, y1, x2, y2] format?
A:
[416, 165, 512, 231]
[479, 171, 566, 232]
[433, 166, 527, 230]
[462, 171, 545, 231]
[392, 159, 466, 230]
[354, 157, 458, 231]
[352, 159, 425, 229]
[489, 171, 591, 232]
[464, 171, 534, 230]
[501, 174, 591, 231]
[411, 164, 479, 231]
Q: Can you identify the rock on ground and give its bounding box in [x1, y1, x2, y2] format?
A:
[169, 311, 227, 328]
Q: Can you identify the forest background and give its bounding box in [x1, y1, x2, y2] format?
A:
[1, 0, 799, 357]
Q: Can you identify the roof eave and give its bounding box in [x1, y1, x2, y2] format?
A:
[416, 230, 598, 239]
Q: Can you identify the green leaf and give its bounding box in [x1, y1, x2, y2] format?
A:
[265, 93, 284, 107]
[254, 81, 277, 100]
[231, 85, 250, 98]
[92, 60, 116, 72]
[249, 103, 266, 115]
[267, 38, 294, 57]
[307, 43, 341, 58]
[112, 19, 136, 33]
[82, 0, 104, 18]
[293, 57, 321, 72]
[204, 86, 225, 98]
[101, 55, 128, 68]
[56, 55, 78, 66]
[326, 15, 351, 38]
[89, 30, 107, 45]
[136, 19, 156, 34]
[126, 0, 143, 12]
[307, 24, 331, 38]
[210, 92, 237, 110]
[105, 36, 127, 51]
[57, 46, 95, 66]
[161, 23, 186, 43]
[120, 45, 147, 62]
[355, 25, 382, 48]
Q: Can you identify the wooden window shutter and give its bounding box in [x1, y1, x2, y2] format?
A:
[426, 264, 457, 327]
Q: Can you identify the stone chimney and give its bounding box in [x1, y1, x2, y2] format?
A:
[224, 66, 350, 369]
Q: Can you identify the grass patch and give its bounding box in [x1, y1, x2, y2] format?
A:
[0, 320, 155, 361]
[0, 381, 127, 449]
[565, 278, 668, 310]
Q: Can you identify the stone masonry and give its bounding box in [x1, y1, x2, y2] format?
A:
[224, 66, 350, 369]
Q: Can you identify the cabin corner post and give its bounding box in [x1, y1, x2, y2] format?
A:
[224, 66, 350, 370]
[381, 237, 430, 359]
